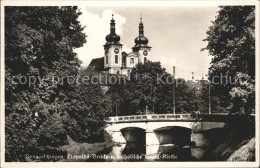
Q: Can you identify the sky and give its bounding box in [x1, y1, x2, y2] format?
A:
[74, 6, 220, 80]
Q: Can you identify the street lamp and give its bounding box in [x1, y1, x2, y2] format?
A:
[153, 87, 155, 114]
[173, 66, 176, 114]
[206, 74, 211, 114]
[209, 80, 211, 114]
[115, 105, 118, 116]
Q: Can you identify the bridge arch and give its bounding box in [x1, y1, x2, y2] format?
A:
[147, 121, 193, 130]
[106, 122, 147, 132]
[154, 126, 192, 131]
[121, 127, 146, 145]
[154, 126, 192, 145]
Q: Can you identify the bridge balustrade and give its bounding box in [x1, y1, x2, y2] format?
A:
[106, 113, 254, 123]
[106, 114, 193, 123]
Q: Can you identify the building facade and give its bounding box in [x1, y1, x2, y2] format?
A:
[88, 14, 151, 76]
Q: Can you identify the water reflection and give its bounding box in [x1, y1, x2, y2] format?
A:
[157, 145, 192, 161]
[110, 144, 126, 157]
[146, 145, 160, 155]
[107, 143, 209, 161]
[191, 147, 208, 160]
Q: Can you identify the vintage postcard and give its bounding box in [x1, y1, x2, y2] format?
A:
[0, 0, 259, 168]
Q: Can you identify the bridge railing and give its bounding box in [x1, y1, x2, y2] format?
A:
[106, 113, 255, 123]
[106, 114, 193, 123]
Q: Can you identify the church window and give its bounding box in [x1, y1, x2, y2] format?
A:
[127, 70, 131, 77]
[106, 54, 108, 64]
[144, 57, 147, 63]
[130, 58, 134, 64]
[115, 55, 118, 64]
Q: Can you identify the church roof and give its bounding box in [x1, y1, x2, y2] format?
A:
[134, 35, 149, 45]
[132, 44, 151, 51]
[127, 52, 138, 57]
[87, 57, 104, 72]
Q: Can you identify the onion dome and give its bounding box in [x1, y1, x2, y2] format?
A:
[134, 35, 149, 45]
[105, 14, 121, 44]
[106, 33, 120, 43]
[134, 15, 149, 45]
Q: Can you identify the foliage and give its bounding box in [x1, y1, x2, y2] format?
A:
[107, 61, 198, 115]
[65, 69, 112, 143]
[202, 6, 255, 114]
[229, 73, 255, 113]
[60, 132, 114, 162]
[4, 6, 110, 161]
[175, 79, 198, 113]
[198, 81, 228, 114]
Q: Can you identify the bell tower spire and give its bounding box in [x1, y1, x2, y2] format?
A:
[110, 14, 115, 33]
[105, 13, 120, 44]
[132, 14, 151, 64]
[104, 13, 123, 74]
[139, 14, 144, 36]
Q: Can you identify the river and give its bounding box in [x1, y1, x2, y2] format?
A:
[105, 143, 212, 161]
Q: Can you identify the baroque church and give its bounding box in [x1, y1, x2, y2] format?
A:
[88, 14, 151, 76]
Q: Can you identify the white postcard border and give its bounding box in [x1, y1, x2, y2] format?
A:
[1, 1, 259, 168]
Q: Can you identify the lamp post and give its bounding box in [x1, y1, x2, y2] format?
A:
[153, 87, 155, 114]
[116, 105, 118, 116]
[208, 80, 211, 114]
[173, 66, 176, 114]
[206, 74, 211, 114]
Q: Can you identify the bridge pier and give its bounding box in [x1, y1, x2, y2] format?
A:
[112, 130, 126, 144]
[146, 145, 160, 156]
[146, 130, 160, 145]
[193, 132, 209, 147]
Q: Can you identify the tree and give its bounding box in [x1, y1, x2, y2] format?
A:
[64, 68, 112, 143]
[5, 7, 86, 161]
[202, 6, 255, 114]
[107, 61, 198, 115]
[175, 79, 198, 113]
[127, 61, 170, 114]
[197, 81, 227, 114]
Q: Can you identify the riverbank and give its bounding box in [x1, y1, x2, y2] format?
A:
[227, 137, 255, 161]
[212, 132, 255, 161]
[211, 117, 255, 161]
[60, 138, 115, 162]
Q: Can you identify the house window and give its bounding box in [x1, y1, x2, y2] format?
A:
[127, 70, 131, 77]
[130, 58, 134, 64]
[144, 57, 147, 63]
[117, 71, 120, 75]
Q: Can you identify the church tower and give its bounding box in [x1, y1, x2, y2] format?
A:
[132, 15, 151, 64]
[104, 14, 123, 74]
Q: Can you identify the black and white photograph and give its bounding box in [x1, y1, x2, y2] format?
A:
[0, 1, 259, 168]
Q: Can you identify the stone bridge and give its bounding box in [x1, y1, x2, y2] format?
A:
[105, 113, 229, 147]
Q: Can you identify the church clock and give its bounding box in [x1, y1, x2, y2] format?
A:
[143, 50, 148, 56]
[114, 48, 119, 54]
